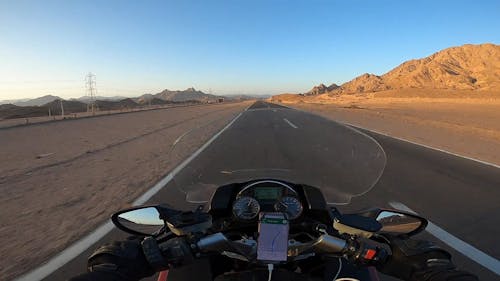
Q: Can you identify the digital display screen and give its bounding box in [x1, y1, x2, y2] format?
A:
[254, 187, 281, 200]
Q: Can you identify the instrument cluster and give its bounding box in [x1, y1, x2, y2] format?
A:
[232, 180, 303, 220]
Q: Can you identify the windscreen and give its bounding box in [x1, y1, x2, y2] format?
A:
[167, 107, 386, 206]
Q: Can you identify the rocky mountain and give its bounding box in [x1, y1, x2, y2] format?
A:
[135, 97, 169, 105]
[305, 83, 339, 95]
[13, 95, 62, 106]
[96, 98, 139, 110]
[333, 43, 500, 94]
[155, 87, 220, 102]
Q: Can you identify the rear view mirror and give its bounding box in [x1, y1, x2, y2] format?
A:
[111, 206, 165, 236]
[376, 210, 427, 236]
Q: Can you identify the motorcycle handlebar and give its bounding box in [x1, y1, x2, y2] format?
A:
[152, 232, 387, 273]
[196, 232, 347, 254]
[195, 232, 387, 265]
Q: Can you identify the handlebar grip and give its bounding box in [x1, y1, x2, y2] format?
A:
[142, 237, 170, 271]
[157, 237, 194, 268]
[313, 235, 348, 253]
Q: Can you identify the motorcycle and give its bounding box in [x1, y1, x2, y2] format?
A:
[109, 111, 428, 281]
[112, 179, 427, 281]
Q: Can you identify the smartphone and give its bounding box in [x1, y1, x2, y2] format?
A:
[257, 212, 289, 261]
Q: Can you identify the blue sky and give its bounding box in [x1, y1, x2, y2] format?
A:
[1, 0, 499, 99]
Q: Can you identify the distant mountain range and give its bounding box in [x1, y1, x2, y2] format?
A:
[0, 87, 230, 107]
[132, 87, 225, 104]
[156, 87, 222, 102]
[0, 88, 261, 120]
[72, 95, 127, 103]
[11, 95, 63, 107]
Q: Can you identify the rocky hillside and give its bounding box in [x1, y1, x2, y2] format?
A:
[305, 83, 339, 95]
[334, 43, 500, 94]
[95, 98, 140, 110]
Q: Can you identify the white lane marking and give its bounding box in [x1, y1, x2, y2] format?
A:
[341, 122, 500, 170]
[283, 118, 298, 129]
[270, 102, 500, 170]
[14, 221, 115, 281]
[389, 202, 500, 275]
[14, 111, 245, 281]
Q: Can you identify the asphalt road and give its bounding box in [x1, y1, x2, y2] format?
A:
[41, 101, 499, 281]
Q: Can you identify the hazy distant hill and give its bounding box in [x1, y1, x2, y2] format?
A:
[332, 43, 500, 94]
[74, 96, 127, 103]
[14, 95, 62, 106]
[155, 87, 220, 102]
[0, 98, 30, 105]
[224, 94, 269, 100]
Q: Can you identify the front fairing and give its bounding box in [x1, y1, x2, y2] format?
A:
[168, 107, 386, 206]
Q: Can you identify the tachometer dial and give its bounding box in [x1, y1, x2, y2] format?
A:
[275, 196, 303, 220]
[233, 196, 260, 220]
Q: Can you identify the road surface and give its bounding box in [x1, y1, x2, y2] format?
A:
[39, 101, 499, 281]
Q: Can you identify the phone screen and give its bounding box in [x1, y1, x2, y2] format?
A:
[257, 212, 289, 261]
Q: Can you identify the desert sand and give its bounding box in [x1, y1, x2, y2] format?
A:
[0, 101, 251, 280]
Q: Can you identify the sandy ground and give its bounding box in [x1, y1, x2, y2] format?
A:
[0, 101, 252, 280]
[274, 92, 500, 166]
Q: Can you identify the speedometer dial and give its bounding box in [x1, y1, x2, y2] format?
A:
[275, 196, 303, 220]
[233, 196, 260, 220]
